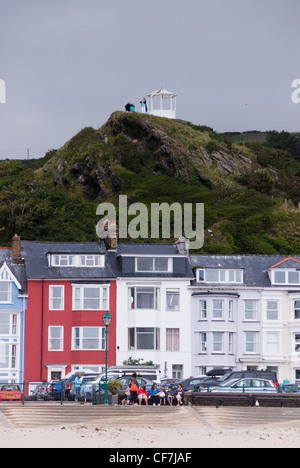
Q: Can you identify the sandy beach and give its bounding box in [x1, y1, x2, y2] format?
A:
[1, 419, 300, 449]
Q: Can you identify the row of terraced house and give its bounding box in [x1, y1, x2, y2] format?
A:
[1, 233, 300, 387]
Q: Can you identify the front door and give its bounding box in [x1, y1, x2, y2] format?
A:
[51, 371, 62, 380]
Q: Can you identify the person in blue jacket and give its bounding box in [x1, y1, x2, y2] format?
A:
[149, 383, 160, 406]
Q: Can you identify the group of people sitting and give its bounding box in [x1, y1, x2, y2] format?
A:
[123, 373, 185, 406]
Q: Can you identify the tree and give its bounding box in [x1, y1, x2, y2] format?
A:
[266, 131, 300, 162]
[122, 357, 155, 366]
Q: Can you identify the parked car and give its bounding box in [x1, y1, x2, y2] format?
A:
[47, 379, 67, 400]
[161, 378, 180, 386]
[209, 378, 278, 393]
[217, 370, 278, 385]
[0, 384, 23, 402]
[279, 383, 300, 394]
[168, 376, 207, 392]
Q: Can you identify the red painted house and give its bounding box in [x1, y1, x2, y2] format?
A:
[21, 239, 117, 383]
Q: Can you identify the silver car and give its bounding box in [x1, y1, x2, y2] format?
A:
[210, 378, 278, 393]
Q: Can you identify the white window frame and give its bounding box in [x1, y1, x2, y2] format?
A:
[166, 289, 180, 311]
[198, 268, 243, 284]
[50, 254, 104, 268]
[72, 284, 109, 311]
[266, 300, 279, 321]
[293, 299, 300, 320]
[135, 257, 173, 273]
[72, 327, 106, 351]
[128, 328, 160, 350]
[212, 332, 223, 353]
[199, 332, 207, 353]
[0, 313, 18, 335]
[166, 328, 180, 351]
[212, 299, 224, 320]
[199, 300, 207, 320]
[245, 331, 258, 354]
[0, 342, 18, 370]
[229, 332, 233, 354]
[244, 300, 257, 321]
[0, 282, 12, 303]
[266, 332, 279, 355]
[48, 326, 64, 351]
[49, 285, 65, 311]
[128, 287, 160, 310]
[295, 333, 300, 353]
[271, 269, 300, 285]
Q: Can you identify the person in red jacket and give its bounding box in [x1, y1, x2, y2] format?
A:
[137, 386, 149, 406]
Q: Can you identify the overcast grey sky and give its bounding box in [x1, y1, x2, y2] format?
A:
[0, 0, 299, 159]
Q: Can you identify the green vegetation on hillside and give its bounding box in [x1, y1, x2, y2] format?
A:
[0, 112, 299, 254]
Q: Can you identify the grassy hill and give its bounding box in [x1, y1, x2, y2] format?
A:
[1, 111, 300, 254]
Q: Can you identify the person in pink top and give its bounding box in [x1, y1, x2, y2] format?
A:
[137, 386, 149, 406]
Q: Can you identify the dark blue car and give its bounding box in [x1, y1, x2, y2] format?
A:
[47, 379, 66, 400]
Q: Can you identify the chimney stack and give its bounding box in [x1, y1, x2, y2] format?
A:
[103, 220, 118, 250]
[176, 237, 189, 255]
[11, 234, 23, 264]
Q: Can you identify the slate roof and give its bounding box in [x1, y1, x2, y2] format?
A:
[190, 255, 300, 288]
[0, 248, 27, 294]
[21, 241, 116, 280]
[116, 242, 181, 256]
[21, 240, 194, 280]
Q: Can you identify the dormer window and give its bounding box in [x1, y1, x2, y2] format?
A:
[135, 257, 172, 273]
[49, 254, 104, 268]
[197, 268, 243, 284]
[270, 269, 300, 285]
[269, 257, 300, 286]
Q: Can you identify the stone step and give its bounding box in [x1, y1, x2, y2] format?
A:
[0, 404, 185, 428]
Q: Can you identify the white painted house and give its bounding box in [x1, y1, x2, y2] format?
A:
[190, 255, 300, 384]
[113, 241, 194, 379]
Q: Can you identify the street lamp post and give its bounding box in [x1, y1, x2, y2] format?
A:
[102, 310, 112, 405]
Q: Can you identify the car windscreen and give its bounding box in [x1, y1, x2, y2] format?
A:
[1, 385, 20, 391]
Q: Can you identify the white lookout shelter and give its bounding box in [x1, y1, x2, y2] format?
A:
[147, 88, 177, 119]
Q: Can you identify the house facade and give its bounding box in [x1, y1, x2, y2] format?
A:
[22, 240, 117, 383]
[0, 243, 27, 384]
[6, 231, 300, 386]
[113, 240, 194, 380]
[190, 255, 300, 383]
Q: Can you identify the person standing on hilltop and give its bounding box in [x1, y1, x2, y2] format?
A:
[140, 97, 147, 113]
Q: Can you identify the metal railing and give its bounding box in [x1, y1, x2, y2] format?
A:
[0, 381, 108, 405]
